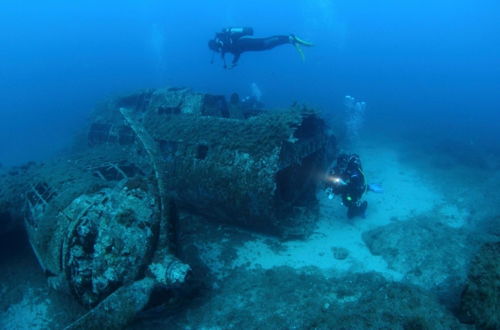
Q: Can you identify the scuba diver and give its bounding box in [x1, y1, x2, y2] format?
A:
[208, 27, 313, 69]
[325, 153, 382, 219]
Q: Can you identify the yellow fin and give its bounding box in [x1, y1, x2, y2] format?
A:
[294, 36, 314, 47]
[293, 43, 306, 62]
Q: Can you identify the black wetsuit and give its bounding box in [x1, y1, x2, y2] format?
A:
[213, 28, 291, 67]
[223, 36, 290, 65]
[328, 154, 368, 219]
[342, 167, 367, 219]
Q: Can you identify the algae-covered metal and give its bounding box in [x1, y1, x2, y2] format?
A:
[89, 88, 335, 234]
[0, 87, 335, 327]
[23, 107, 190, 328]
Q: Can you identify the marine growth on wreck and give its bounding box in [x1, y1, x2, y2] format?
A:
[0, 87, 336, 328]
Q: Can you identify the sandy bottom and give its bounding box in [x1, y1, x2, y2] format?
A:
[226, 138, 486, 286]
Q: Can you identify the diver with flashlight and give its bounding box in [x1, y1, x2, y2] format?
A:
[325, 153, 381, 219]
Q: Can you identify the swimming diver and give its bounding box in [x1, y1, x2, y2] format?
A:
[208, 27, 313, 69]
[325, 153, 382, 219]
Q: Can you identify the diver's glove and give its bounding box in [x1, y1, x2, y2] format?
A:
[368, 183, 383, 193]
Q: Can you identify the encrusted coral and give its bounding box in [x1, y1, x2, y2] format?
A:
[460, 242, 500, 329]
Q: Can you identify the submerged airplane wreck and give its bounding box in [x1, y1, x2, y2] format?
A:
[0, 87, 336, 328]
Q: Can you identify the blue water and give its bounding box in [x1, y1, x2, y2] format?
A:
[0, 0, 499, 165]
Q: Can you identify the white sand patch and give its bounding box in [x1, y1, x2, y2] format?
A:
[232, 215, 403, 281]
[360, 144, 444, 225]
[0, 289, 50, 330]
[229, 143, 450, 282]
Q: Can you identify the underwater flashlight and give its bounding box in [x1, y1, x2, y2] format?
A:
[328, 176, 346, 186]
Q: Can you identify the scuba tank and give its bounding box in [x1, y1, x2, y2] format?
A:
[222, 27, 254, 39]
[212, 27, 253, 55]
[211, 27, 254, 65]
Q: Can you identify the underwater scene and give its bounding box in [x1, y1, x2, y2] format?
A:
[0, 1, 499, 329]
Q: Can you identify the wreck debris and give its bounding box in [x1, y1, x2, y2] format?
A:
[0, 87, 336, 327]
[89, 87, 336, 235]
[23, 105, 191, 327]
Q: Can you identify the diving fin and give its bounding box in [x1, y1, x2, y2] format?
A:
[292, 35, 314, 47]
[293, 43, 306, 62]
[290, 34, 314, 62]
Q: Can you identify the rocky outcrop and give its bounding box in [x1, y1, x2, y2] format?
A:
[459, 242, 500, 329]
[362, 217, 481, 308]
[137, 267, 467, 329]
